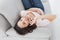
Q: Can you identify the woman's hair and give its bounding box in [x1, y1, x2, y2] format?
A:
[14, 24, 37, 35]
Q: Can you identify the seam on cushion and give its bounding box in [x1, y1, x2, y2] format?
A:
[0, 13, 12, 28]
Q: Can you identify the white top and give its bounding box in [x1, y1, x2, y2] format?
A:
[20, 10, 28, 17]
[31, 12, 50, 27]
[32, 12, 41, 17]
[20, 8, 44, 17]
[36, 19, 50, 27]
[20, 9, 50, 27]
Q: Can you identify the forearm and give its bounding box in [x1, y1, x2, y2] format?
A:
[41, 15, 56, 22]
[37, 14, 56, 22]
[28, 8, 44, 15]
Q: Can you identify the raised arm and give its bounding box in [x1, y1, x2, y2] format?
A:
[28, 8, 44, 15]
[39, 14, 56, 22]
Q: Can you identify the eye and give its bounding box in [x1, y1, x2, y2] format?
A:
[31, 19, 32, 21]
[31, 18, 34, 21]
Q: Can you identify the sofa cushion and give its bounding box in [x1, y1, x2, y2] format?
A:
[6, 27, 51, 38]
[17, 0, 24, 11]
[0, 15, 11, 37]
[0, 0, 24, 27]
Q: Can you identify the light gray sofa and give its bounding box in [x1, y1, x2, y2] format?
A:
[0, 0, 52, 40]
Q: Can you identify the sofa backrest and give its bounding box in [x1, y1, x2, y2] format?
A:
[0, 0, 24, 27]
[0, 14, 11, 36]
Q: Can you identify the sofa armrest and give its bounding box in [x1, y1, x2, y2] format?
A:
[0, 13, 11, 32]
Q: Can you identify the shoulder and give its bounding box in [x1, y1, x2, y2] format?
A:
[20, 10, 27, 17]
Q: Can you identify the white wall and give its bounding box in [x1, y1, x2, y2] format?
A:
[49, 0, 60, 40]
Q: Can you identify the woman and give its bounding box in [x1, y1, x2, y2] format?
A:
[14, 0, 56, 35]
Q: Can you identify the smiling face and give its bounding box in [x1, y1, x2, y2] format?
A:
[17, 16, 30, 28]
[17, 11, 36, 28]
[15, 15, 37, 35]
[27, 11, 35, 21]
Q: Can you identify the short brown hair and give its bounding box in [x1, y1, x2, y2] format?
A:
[14, 24, 37, 35]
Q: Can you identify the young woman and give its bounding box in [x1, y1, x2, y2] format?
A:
[14, 0, 56, 35]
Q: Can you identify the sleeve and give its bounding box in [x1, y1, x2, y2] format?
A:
[20, 10, 27, 17]
[36, 19, 50, 27]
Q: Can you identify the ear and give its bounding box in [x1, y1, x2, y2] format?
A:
[42, 15, 56, 22]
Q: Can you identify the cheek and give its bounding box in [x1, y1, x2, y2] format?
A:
[17, 21, 23, 26]
[17, 22, 20, 27]
[23, 21, 29, 26]
[26, 20, 30, 24]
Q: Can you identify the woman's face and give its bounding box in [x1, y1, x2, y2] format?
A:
[17, 11, 35, 28]
[17, 16, 30, 28]
[27, 11, 35, 20]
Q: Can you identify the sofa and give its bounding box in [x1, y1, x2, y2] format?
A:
[0, 0, 52, 40]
